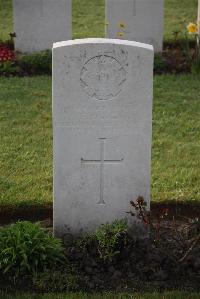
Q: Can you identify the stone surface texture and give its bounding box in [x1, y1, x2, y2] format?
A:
[53, 38, 154, 236]
[106, 0, 164, 52]
[13, 0, 71, 53]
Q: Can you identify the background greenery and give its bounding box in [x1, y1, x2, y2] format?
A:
[0, 75, 199, 206]
[0, 0, 198, 41]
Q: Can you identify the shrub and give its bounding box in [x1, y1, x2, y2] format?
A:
[0, 221, 64, 279]
[33, 268, 80, 292]
[95, 219, 128, 261]
[19, 50, 52, 75]
[0, 61, 20, 76]
[75, 219, 128, 262]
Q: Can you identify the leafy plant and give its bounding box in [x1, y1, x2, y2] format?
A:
[180, 22, 200, 73]
[0, 221, 64, 279]
[76, 233, 97, 254]
[154, 54, 168, 74]
[0, 44, 17, 76]
[19, 50, 52, 75]
[33, 267, 80, 292]
[95, 219, 128, 261]
[0, 61, 20, 76]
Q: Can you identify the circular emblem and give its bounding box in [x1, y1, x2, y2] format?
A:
[80, 55, 127, 100]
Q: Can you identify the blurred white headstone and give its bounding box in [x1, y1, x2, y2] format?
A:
[13, 0, 71, 53]
[105, 0, 164, 52]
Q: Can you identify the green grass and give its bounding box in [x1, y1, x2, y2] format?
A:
[164, 0, 198, 40]
[0, 75, 199, 206]
[152, 74, 200, 202]
[0, 77, 52, 206]
[0, 0, 198, 42]
[73, 0, 105, 39]
[0, 0, 13, 41]
[0, 292, 200, 299]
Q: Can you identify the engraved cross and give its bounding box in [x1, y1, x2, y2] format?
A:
[81, 138, 123, 205]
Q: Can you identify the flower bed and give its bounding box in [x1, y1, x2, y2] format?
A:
[0, 202, 199, 293]
[0, 45, 15, 63]
[0, 38, 199, 77]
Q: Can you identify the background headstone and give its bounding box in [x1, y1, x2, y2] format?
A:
[105, 0, 164, 52]
[53, 38, 154, 236]
[13, 0, 71, 53]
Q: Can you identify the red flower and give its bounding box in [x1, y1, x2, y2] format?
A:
[0, 45, 16, 63]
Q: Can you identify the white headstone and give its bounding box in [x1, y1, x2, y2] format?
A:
[13, 0, 71, 53]
[105, 0, 164, 52]
[53, 38, 154, 236]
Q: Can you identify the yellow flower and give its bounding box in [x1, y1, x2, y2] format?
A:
[187, 22, 198, 34]
[118, 22, 126, 29]
[117, 32, 124, 38]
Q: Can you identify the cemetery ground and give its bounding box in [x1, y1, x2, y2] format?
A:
[0, 0, 200, 297]
[0, 74, 199, 212]
[0, 74, 199, 296]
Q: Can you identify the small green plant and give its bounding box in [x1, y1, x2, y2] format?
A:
[95, 219, 128, 262]
[181, 22, 200, 73]
[0, 61, 19, 76]
[19, 50, 52, 75]
[76, 233, 97, 254]
[154, 54, 168, 74]
[0, 221, 64, 279]
[33, 267, 80, 292]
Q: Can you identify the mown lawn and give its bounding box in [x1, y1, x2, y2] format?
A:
[0, 0, 13, 41]
[0, 75, 199, 206]
[1, 292, 200, 299]
[164, 0, 198, 40]
[0, 0, 198, 41]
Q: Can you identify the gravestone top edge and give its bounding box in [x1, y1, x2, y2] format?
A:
[53, 38, 154, 51]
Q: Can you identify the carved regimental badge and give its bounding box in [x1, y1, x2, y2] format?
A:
[80, 54, 127, 100]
